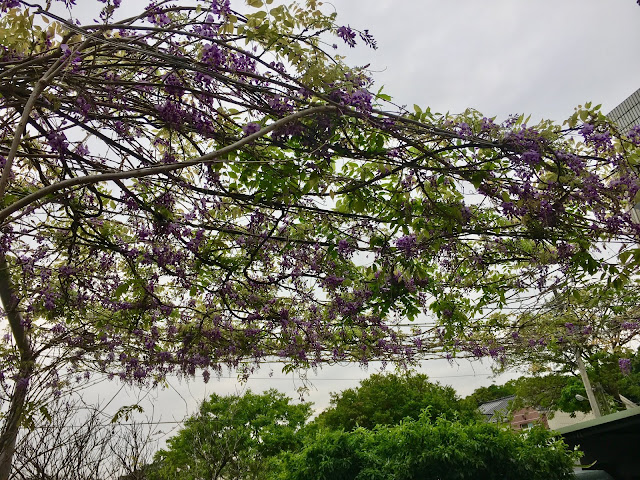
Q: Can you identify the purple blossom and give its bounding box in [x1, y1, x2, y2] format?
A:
[581, 123, 613, 153]
[395, 234, 417, 257]
[337, 239, 355, 257]
[267, 95, 293, 115]
[347, 89, 373, 111]
[556, 242, 575, 260]
[580, 123, 595, 136]
[456, 122, 472, 137]
[242, 122, 261, 136]
[163, 72, 185, 97]
[359, 29, 377, 49]
[337, 26, 357, 47]
[461, 205, 472, 224]
[521, 149, 541, 166]
[0, 0, 20, 12]
[75, 143, 89, 156]
[558, 152, 586, 174]
[147, 4, 171, 26]
[46, 131, 69, 153]
[201, 43, 226, 67]
[628, 125, 640, 145]
[619, 358, 632, 376]
[323, 275, 344, 289]
[156, 101, 186, 127]
[211, 0, 231, 16]
[481, 117, 497, 131]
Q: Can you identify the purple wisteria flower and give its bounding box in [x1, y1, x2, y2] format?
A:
[242, 122, 261, 136]
[619, 358, 632, 376]
[359, 29, 377, 49]
[46, 131, 68, 153]
[628, 125, 640, 145]
[0, 0, 20, 12]
[395, 234, 417, 257]
[337, 26, 357, 47]
[337, 239, 355, 257]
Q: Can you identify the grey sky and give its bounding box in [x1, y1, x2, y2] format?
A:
[333, 0, 640, 122]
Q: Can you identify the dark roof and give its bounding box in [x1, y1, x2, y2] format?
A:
[477, 395, 515, 422]
[556, 405, 640, 435]
[557, 407, 640, 480]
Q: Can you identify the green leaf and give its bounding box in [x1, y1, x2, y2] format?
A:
[114, 281, 130, 298]
[111, 404, 144, 424]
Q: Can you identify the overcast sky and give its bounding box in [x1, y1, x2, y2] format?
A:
[334, 0, 640, 122]
[48, 0, 640, 432]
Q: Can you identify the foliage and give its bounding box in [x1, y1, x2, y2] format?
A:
[617, 349, 640, 401]
[469, 356, 640, 416]
[277, 415, 579, 480]
[505, 374, 592, 415]
[474, 283, 640, 414]
[1, 0, 640, 476]
[486, 283, 640, 371]
[522, 351, 640, 415]
[315, 372, 479, 431]
[151, 389, 311, 480]
[465, 383, 517, 407]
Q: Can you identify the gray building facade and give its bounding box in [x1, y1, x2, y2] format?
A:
[607, 87, 640, 132]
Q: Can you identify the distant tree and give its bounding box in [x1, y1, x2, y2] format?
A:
[465, 383, 517, 407]
[314, 372, 479, 431]
[152, 389, 311, 480]
[507, 374, 591, 415]
[517, 353, 640, 415]
[472, 284, 640, 415]
[279, 415, 579, 480]
[468, 358, 640, 417]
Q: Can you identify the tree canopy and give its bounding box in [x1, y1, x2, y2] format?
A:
[1, 0, 640, 477]
[151, 389, 310, 480]
[152, 386, 578, 480]
[473, 283, 640, 414]
[315, 372, 479, 431]
[465, 383, 517, 407]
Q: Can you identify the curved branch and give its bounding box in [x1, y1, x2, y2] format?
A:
[0, 105, 338, 224]
[0, 34, 95, 202]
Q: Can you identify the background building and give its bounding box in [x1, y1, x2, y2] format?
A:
[607, 87, 640, 132]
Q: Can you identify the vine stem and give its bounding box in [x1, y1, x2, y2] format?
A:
[0, 40, 91, 202]
[0, 105, 338, 223]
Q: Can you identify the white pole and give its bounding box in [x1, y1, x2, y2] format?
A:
[575, 349, 602, 418]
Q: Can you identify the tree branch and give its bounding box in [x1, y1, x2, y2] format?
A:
[0, 105, 338, 223]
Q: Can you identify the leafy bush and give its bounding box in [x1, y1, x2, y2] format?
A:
[278, 416, 579, 480]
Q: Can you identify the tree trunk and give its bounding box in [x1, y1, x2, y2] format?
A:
[0, 253, 33, 480]
[0, 364, 32, 480]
